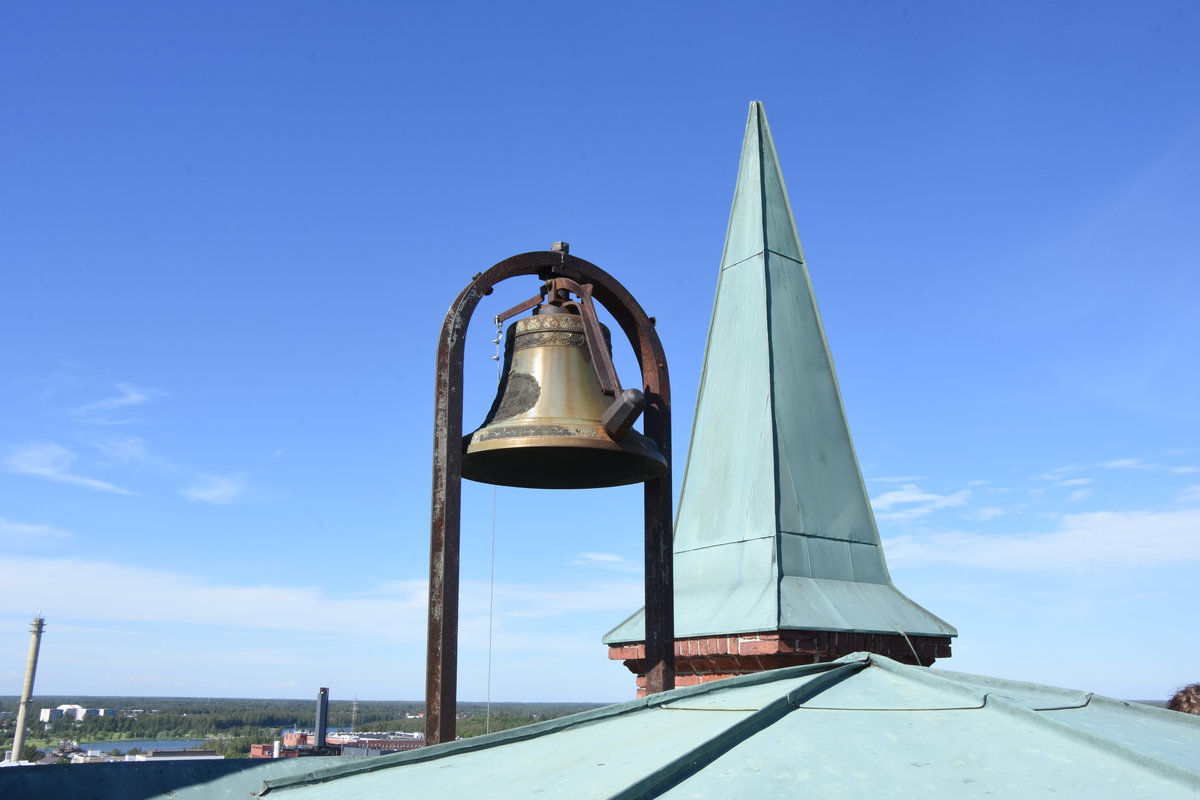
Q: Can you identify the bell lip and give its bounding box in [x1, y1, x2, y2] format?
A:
[460, 432, 668, 489]
[463, 428, 666, 459]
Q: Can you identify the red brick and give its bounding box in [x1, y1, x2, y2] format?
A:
[709, 656, 739, 671]
[612, 630, 953, 692]
[607, 645, 643, 660]
[739, 638, 783, 656]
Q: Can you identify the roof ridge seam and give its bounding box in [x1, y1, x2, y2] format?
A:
[607, 660, 867, 800]
[779, 530, 880, 545]
[719, 250, 765, 271]
[675, 535, 780, 555]
[259, 693, 660, 793]
[764, 248, 804, 264]
[755, 104, 787, 634]
[797, 704, 988, 712]
[983, 693, 1200, 791]
[866, 654, 999, 704]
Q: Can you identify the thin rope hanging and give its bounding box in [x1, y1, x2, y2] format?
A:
[485, 317, 502, 734]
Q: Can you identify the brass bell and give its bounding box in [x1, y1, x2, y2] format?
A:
[462, 307, 667, 489]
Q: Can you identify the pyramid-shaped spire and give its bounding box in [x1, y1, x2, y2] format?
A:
[607, 102, 954, 654]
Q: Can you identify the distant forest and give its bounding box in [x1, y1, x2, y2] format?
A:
[0, 695, 606, 758]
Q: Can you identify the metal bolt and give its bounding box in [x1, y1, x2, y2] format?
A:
[551, 241, 569, 254]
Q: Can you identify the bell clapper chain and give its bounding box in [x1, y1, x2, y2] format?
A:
[491, 317, 503, 374]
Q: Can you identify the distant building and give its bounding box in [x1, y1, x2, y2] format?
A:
[281, 731, 315, 748]
[250, 743, 294, 759]
[251, 731, 424, 759]
[38, 704, 106, 723]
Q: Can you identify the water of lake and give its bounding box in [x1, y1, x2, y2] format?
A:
[77, 738, 207, 754]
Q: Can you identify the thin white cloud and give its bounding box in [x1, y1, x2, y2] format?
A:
[967, 507, 1005, 521]
[0, 517, 71, 541]
[1056, 478, 1095, 487]
[1067, 488, 1092, 502]
[871, 484, 970, 521]
[71, 382, 158, 424]
[181, 474, 247, 504]
[571, 552, 641, 572]
[1178, 485, 1200, 504]
[3, 442, 133, 494]
[87, 436, 150, 463]
[1097, 458, 1197, 474]
[0, 556, 427, 640]
[1100, 458, 1144, 469]
[866, 475, 926, 484]
[0, 558, 638, 646]
[484, 579, 643, 618]
[1033, 465, 1082, 481]
[884, 509, 1200, 569]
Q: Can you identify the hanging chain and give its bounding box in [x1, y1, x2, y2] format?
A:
[491, 317, 503, 365]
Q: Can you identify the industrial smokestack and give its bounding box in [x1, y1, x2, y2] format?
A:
[12, 618, 45, 762]
[315, 687, 329, 749]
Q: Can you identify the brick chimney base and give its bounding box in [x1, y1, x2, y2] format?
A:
[609, 630, 952, 697]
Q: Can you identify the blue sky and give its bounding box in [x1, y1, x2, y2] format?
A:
[1, 2, 1197, 704]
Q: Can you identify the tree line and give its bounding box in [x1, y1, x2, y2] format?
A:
[0, 696, 605, 758]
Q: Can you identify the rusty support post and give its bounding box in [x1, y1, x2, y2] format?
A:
[427, 250, 673, 745]
[642, 419, 674, 693]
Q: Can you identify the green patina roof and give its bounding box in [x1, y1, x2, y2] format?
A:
[606, 101, 953, 643]
[22, 654, 1192, 799]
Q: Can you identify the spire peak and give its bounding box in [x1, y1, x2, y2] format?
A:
[607, 103, 953, 684]
[720, 101, 805, 270]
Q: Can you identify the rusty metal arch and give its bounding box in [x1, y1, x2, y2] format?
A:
[427, 249, 675, 744]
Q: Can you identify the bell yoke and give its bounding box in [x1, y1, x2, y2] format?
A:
[462, 276, 667, 489]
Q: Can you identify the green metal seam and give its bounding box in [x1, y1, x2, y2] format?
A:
[1085, 693, 1200, 728]
[605, 659, 868, 799]
[259, 696, 652, 793]
[720, 251, 765, 273]
[676, 535, 777, 555]
[755, 103, 787, 629]
[795, 703, 989, 712]
[778, 530, 883, 545]
[604, 605, 643, 635]
[763, 248, 802, 263]
[982, 692, 1200, 792]
[867, 653, 1014, 704]
[261, 659, 865, 794]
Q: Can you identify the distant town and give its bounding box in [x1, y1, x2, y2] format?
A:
[1, 691, 603, 765]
